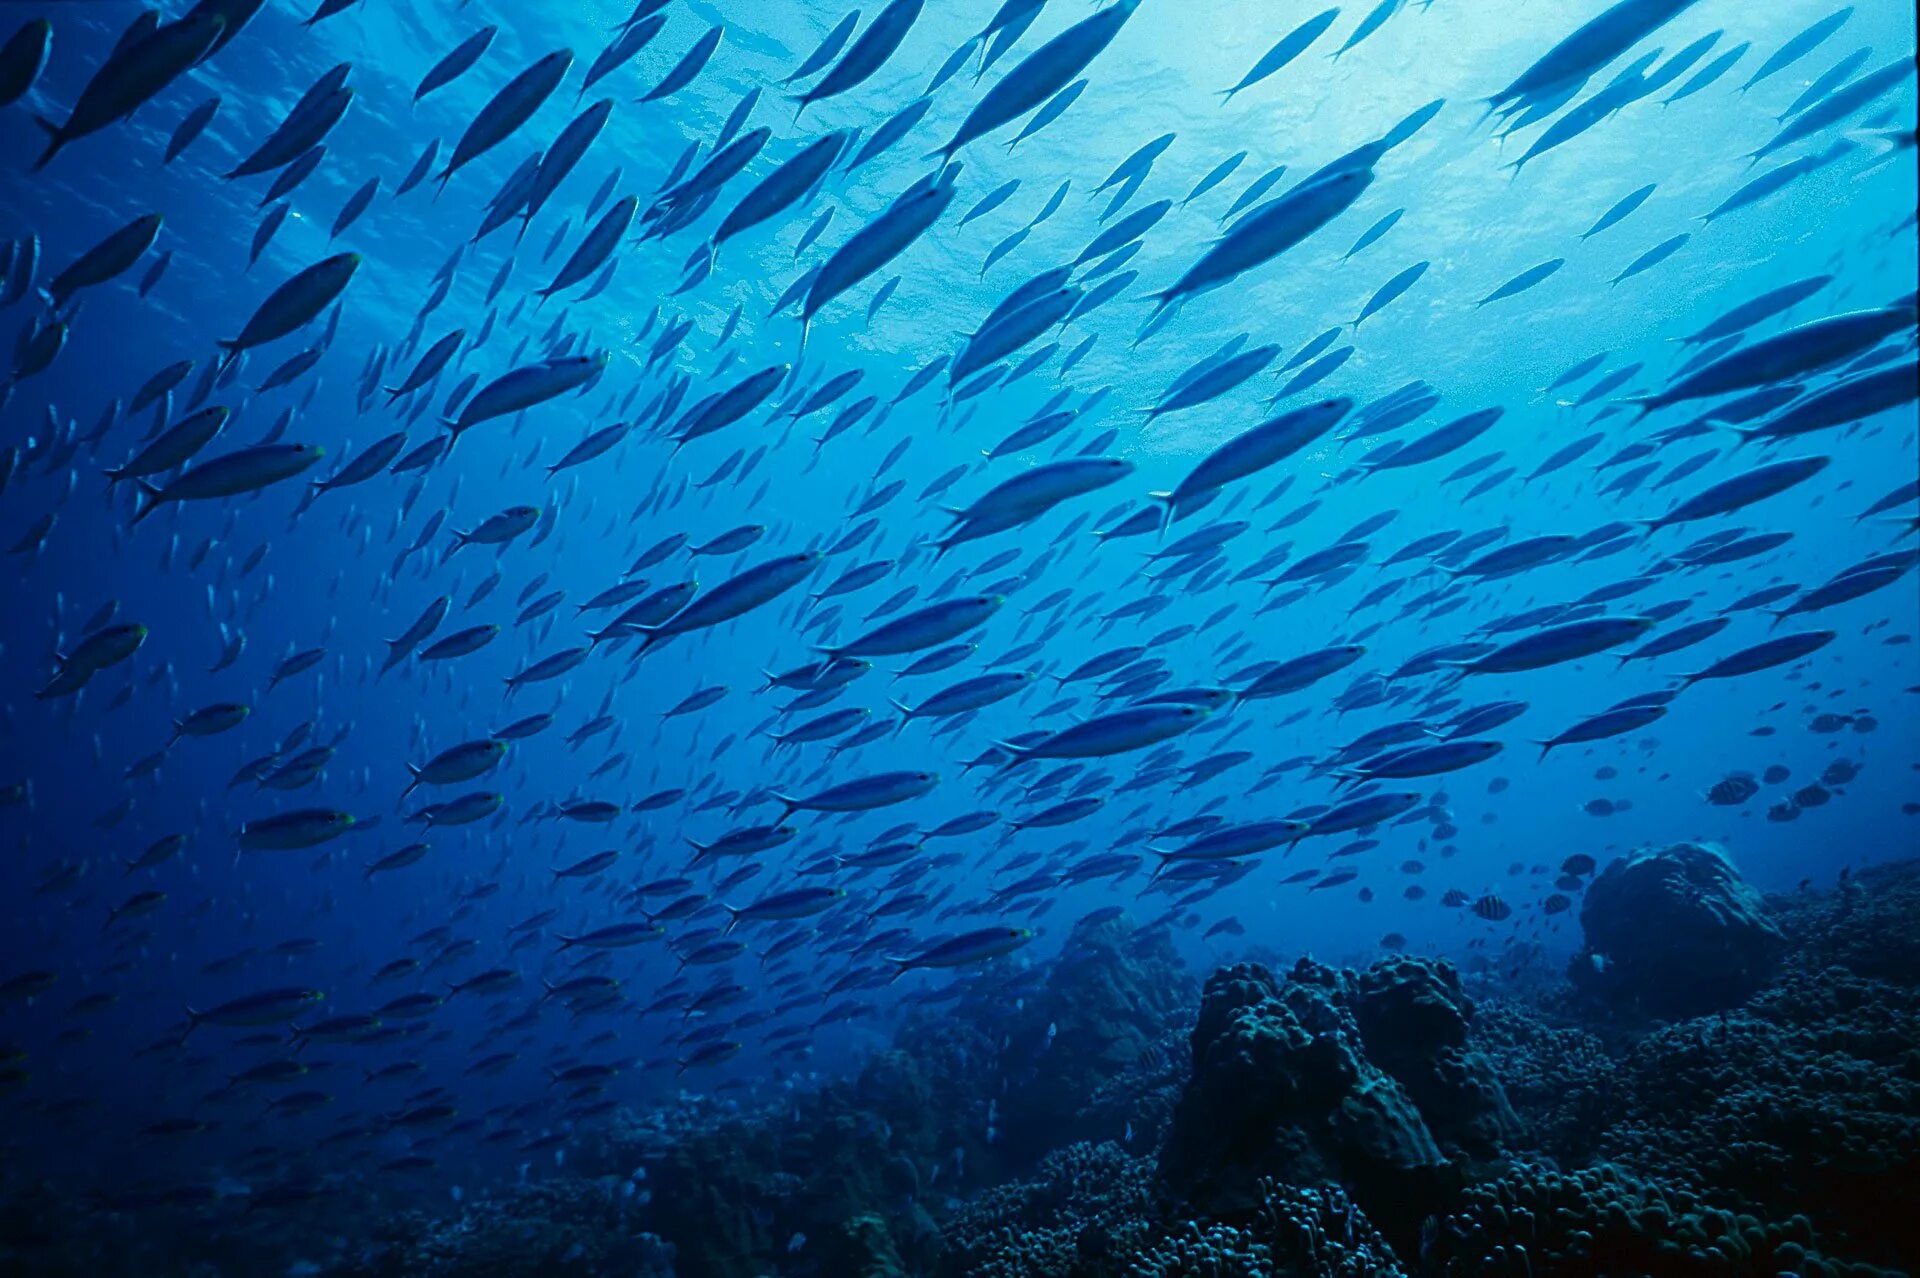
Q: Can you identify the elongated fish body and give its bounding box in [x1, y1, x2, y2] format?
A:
[1222, 8, 1340, 101]
[641, 24, 723, 103]
[933, 0, 1141, 159]
[221, 253, 361, 361]
[33, 13, 226, 170]
[557, 923, 665, 949]
[406, 740, 507, 796]
[1459, 617, 1657, 673]
[949, 458, 1132, 527]
[386, 331, 465, 400]
[440, 50, 573, 191]
[1646, 456, 1830, 529]
[46, 214, 162, 311]
[725, 887, 843, 930]
[636, 553, 822, 651]
[541, 197, 636, 300]
[1303, 791, 1423, 838]
[132, 443, 322, 523]
[447, 354, 603, 439]
[522, 100, 614, 230]
[0, 18, 51, 110]
[1155, 820, 1308, 864]
[670, 365, 788, 449]
[1749, 56, 1910, 163]
[888, 927, 1032, 977]
[105, 406, 229, 484]
[1490, 0, 1699, 112]
[656, 127, 768, 216]
[315, 433, 407, 493]
[793, 0, 923, 114]
[1363, 408, 1504, 472]
[775, 770, 937, 819]
[236, 809, 354, 852]
[228, 78, 354, 178]
[416, 25, 496, 101]
[894, 671, 1033, 725]
[951, 288, 1079, 386]
[1740, 362, 1918, 443]
[822, 596, 1002, 659]
[803, 166, 961, 332]
[1153, 168, 1371, 316]
[1682, 630, 1837, 686]
[711, 130, 852, 261]
[1640, 306, 1916, 414]
[1154, 399, 1352, 522]
[184, 986, 325, 1034]
[582, 17, 664, 96]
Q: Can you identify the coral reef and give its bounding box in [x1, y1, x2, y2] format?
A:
[346, 1182, 673, 1277]
[936, 1140, 1159, 1277]
[15, 864, 1918, 1278]
[957, 915, 1197, 1167]
[936, 1144, 1404, 1278]
[1425, 1163, 1898, 1277]
[1600, 961, 1920, 1266]
[1158, 955, 1513, 1243]
[1570, 841, 1785, 1017]
[1472, 998, 1618, 1165]
[1121, 1180, 1404, 1278]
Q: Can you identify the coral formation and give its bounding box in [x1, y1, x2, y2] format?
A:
[1570, 841, 1785, 1017]
[1158, 955, 1512, 1241]
[346, 1182, 673, 1277]
[9, 865, 1917, 1278]
[935, 1140, 1158, 1277]
[1425, 1163, 1899, 1277]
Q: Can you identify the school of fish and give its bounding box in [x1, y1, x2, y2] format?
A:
[0, 0, 1915, 1212]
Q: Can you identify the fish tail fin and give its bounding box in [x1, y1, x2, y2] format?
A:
[1533, 740, 1555, 763]
[30, 115, 64, 171]
[129, 480, 164, 525]
[887, 698, 912, 734]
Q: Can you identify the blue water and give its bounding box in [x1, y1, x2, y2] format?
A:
[0, 0, 1915, 1255]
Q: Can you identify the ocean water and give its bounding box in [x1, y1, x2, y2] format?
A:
[0, 0, 1916, 1273]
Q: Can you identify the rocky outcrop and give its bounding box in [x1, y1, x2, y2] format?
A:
[1570, 841, 1784, 1017]
[1157, 956, 1514, 1243]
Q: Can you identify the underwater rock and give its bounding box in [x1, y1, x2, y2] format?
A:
[1571, 841, 1785, 1018]
[1157, 957, 1487, 1238]
[983, 913, 1196, 1165]
[1350, 954, 1522, 1159]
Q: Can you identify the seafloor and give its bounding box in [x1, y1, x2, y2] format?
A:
[6, 845, 1918, 1276]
